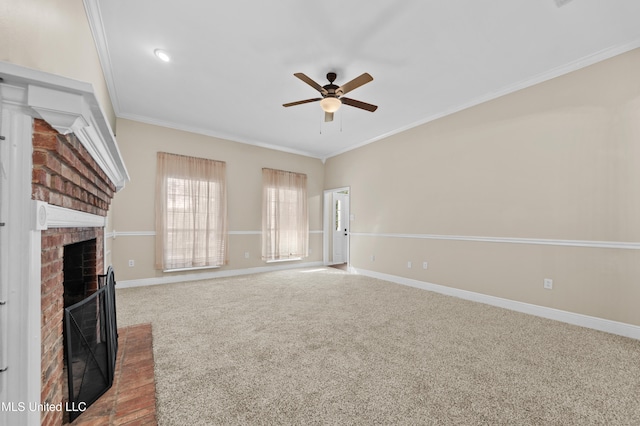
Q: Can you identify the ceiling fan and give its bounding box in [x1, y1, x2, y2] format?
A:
[283, 72, 378, 122]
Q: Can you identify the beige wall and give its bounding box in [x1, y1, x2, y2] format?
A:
[111, 119, 325, 281]
[0, 0, 115, 129]
[10, 0, 635, 328]
[1, 0, 119, 269]
[325, 49, 640, 326]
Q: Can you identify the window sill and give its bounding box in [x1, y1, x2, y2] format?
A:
[265, 257, 302, 263]
[163, 265, 221, 273]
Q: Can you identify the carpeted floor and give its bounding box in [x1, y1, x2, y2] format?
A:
[116, 267, 640, 425]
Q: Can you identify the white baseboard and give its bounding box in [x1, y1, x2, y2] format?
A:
[352, 268, 640, 341]
[116, 261, 324, 289]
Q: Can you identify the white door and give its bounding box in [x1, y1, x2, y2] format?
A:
[332, 192, 349, 264]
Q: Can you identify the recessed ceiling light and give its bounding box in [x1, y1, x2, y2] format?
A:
[154, 49, 170, 62]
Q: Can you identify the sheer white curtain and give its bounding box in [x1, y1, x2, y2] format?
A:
[262, 168, 309, 261]
[155, 152, 228, 270]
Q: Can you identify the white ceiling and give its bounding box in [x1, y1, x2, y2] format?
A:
[87, 0, 640, 160]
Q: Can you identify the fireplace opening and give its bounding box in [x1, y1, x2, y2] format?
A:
[63, 239, 98, 308]
[61, 238, 118, 422]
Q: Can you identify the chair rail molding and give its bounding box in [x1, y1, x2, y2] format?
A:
[350, 232, 640, 250]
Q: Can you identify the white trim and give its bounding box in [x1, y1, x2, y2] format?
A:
[27, 85, 90, 134]
[323, 40, 640, 160]
[352, 267, 640, 341]
[109, 230, 323, 238]
[266, 257, 302, 263]
[323, 187, 351, 266]
[82, 0, 121, 115]
[0, 61, 130, 191]
[117, 261, 324, 289]
[80, 12, 640, 163]
[350, 232, 640, 250]
[163, 265, 221, 273]
[110, 230, 156, 238]
[323, 191, 331, 265]
[119, 111, 323, 159]
[229, 230, 324, 235]
[33, 201, 106, 230]
[0, 91, 41, 425]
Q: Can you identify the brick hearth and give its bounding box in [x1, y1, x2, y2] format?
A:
[70, 324, 158, 425]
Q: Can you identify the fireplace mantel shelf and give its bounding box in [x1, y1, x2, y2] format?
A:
[0, 60, 129, 191]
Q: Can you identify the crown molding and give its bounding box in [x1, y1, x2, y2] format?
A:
[83, 0, 122, 115]
[324, 40, 640, 160]
[117, 111, 323, 160]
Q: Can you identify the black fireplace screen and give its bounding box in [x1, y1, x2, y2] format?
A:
[64, 266, 118, 421]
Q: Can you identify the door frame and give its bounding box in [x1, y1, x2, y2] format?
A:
[323, 186, 350, 267]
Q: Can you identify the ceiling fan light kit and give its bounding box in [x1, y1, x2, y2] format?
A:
[284, 72, 377, 122]
[154, 49, 171, 62]
[320, 97, 341, 113]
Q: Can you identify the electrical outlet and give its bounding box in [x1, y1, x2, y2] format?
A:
[244, 251, 250, 259]
[543, 278, 553, 290]
[370, 255, 375, 262]
[128, 259, 135, 267]
[422, 261, 428, 270]
[407, 261, 412, 269]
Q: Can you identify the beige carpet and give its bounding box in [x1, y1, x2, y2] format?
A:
[116, 267, 640, 425]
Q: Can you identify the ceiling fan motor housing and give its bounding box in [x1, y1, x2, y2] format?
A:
[324, 72, 341, 97]
[323, 84, 339, 98]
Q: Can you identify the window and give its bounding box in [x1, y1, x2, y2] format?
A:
[155, 152, 227, 270]
[262, 168, 308, 261]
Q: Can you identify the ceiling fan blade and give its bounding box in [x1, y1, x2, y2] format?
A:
[325, 111, 334, 122]
[337, 73, 373, 96]
[294, 73, 328, 95]
[283, 98, 322, 107]
[341, 97, 378, 112]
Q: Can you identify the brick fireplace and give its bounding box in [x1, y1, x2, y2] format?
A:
[34, 120, 116, 426]
[0, 62, 129, 426]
